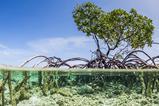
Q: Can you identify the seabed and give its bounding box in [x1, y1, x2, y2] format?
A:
[0, 67, 159, 106]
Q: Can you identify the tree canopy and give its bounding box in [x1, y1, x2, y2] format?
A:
[73, 2, 154, 57]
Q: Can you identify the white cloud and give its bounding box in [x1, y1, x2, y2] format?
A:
[27, 36, 93, 54]
[0, 44, 8, 49]
[0, 44, 32, 66]
[0, 36, 95, 66]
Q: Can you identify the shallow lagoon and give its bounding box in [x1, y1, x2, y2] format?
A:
[0, 70, 159, 106]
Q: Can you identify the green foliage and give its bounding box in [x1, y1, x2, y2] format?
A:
[73, 2, 104, 36]
[73, 2, 154, 51]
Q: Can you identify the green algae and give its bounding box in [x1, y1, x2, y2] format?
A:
[0, 69, 159, 106]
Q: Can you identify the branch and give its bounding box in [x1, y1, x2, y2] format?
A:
[152, 41, 159, 45]
[113, 43, 129, 59]
[93, 35, 100, 50]
[104, 39, 111, 56]
[105, 32, 122, 56]
[93, 35, 104, 58]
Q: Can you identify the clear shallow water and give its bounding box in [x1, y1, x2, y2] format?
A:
[0, 70, 159, 106]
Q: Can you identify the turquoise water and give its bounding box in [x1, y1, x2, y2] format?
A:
[0, 70, 159, 106]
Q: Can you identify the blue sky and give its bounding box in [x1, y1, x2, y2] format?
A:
[0, 0, 159, 65]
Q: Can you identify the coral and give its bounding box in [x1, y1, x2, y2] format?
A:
[77, 85, 94, 95]
[50, 87, 73, 97]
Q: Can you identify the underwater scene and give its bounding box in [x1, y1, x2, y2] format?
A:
[0, 70, 159, 106]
